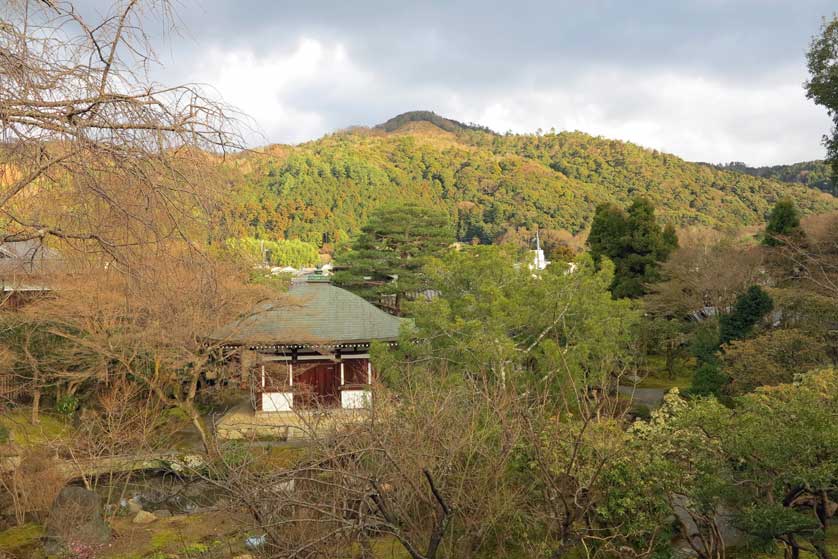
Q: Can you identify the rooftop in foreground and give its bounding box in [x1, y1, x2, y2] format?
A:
[211, 280, 407, 346]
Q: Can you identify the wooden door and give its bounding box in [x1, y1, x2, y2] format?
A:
[294, 362, 340, 408]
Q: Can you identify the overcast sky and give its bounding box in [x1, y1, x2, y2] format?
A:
[138, 0, 836, 165]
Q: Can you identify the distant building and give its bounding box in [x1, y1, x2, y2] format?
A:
[212, 273, 409, 413]
[0, 239, 62, 308]
[529, 231, 550, 271]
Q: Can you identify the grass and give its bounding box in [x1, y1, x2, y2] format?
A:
[635, 354, 694, 391]
[727, 526, 838, 559]
[103, 510, 244, 559]
[259, 445, 305, 468]
[0, 523, 44, 552]
[0, 408, 69, 447]
[636, 375, 692, 391]
[149, 528, 179, 550]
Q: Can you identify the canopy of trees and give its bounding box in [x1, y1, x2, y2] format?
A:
[714, 160, 834, 194]
[588, 198, 678, 298]
[225, 237, 320, 268]
[333, 204, 455, 303]
[216, 120, 838, 247]
[806, 15, 838, 188]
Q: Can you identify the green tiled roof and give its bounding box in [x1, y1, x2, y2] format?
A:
[212, 282, 407, 345]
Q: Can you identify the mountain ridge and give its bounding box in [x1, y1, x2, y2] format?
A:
[220, 112, 838, 247]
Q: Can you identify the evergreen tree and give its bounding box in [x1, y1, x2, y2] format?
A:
[763, 198, 802, 246]
[587, 203, 628, 263]
[688, 320, 726, 397]
[719, 286, 773, 345]
[333, 204, 455, 305]
[691, 362, 728, 397]
[587, 197, 677, 298]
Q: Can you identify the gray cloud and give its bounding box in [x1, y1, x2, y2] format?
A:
[131, 0, 838, 164]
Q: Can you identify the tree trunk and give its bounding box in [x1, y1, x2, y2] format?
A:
[185, 402, 214, 456]
[30, 388, 41, 425]
[785, 536, 801, 559]
[665, 345, 676, 378]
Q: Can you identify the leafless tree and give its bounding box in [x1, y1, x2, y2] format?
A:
[9, 249, 275, 452]
[645, 227, 766, 318]
[773, 212, 838, 299]
[0, 0, 244, 264]
[205, 369, 526, 559]
[203, 362, 670, 559]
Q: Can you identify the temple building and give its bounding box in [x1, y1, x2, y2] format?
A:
[213, 273, 407, 413]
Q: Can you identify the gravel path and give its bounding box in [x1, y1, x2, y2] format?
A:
[617, 386, 666, 408]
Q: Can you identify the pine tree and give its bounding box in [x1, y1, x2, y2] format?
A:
[587, 197, 677, 298]
[763, 198, 802, 246]
[719, 285, 773, 345]
[333, 204, 455, 306]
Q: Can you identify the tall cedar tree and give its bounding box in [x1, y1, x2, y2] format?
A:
[763, 198, 802, 246]
[691, 286, 773, 397]
[587, 198, 677, 298]
[719, 285, 774, 345]
[334, 204, 455, 306]
[806, 15, 838, 188]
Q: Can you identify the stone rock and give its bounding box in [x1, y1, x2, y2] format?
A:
[244, 535, 266, 550]
[126, 498, 143, 514]
[152, 509, 172, 519]
[44, 486, 111, 555]
[132, 510, 157, 524]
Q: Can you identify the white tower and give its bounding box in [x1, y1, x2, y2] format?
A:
[531, 230, 550, 271]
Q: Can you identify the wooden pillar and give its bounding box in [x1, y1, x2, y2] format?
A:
[240, 348, 254, 381]
[367, 361, 372, 385]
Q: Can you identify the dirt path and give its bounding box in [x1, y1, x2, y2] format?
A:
[617, 386, 666, 408]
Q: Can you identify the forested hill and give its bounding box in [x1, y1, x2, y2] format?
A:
[710, 160, 834, 194]
[220, 112, 838, 246]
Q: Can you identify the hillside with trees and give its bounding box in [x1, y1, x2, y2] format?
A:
[712, 160, 834, 194]
[219, 112, 838, 250]
[3, 3, 838, 559]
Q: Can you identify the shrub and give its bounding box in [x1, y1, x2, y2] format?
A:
[690, 363, 728, 397]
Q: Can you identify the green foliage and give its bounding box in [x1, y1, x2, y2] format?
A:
[769, 287, 838, 335]
[806, 16, 838, 188]
[0, 523, 44, 551]
[183, 542, 210, 554]
[715, 160, 834, 194]
[637, 370, 838, 557]
[689, 320, 721, 365]
[657, 369, 838, 556]
[721, 329, 830, 395]
[387, 246, 640, 403]
[0, 424, 8, 444]
[150, 529, 179, 550]
[220, 121, 838, 247]
[54, 394, 79, 417]
[763, 198, 802, 246]
[735, 504, 823, 553]
[719, 286, 773, 344]
[690, 362, 728, 397]
[333, 203, 455, 301]
[225, 236, 319, 268]
[374, 110, 491, 133]
[687, 319, 724, 398]
[588, 198, 677, 297]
